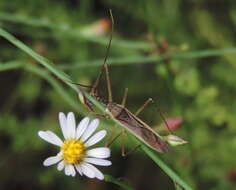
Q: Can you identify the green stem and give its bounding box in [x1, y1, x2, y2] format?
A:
[0, 12, 150, 50]
[0, 61, 23, 71]
[142, 145, 193, 190]
[60, 48, 236, 70]
[105, 175, 134, 190]
[24, 64, 83, 113]
[0, 28, 72, 84]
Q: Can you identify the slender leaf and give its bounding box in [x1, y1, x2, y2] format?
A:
[142, 145, 193, 190]
[24, 64, 83, 113]
[60, 48, 236, 70]
[0, 28, 73, 84]
[0, 61, 23, 71]
[0, 12, 150, 50]
[105, 175, 134, 190]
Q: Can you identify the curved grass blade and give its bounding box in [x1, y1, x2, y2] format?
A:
[142, 145, 193, 190]
[0, 12, 150, 50]
[59, 48, 236, 70]
[0, 61, 23, 71]
[105, 175, 134, 190]
[24, 64, 83, 113]
[0, 28, 73, 85]
[0, 60, 84, 113]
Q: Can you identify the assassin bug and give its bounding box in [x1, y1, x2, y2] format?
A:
[76, 9, 178, 153]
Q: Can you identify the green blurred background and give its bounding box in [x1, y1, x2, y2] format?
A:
[1, 0, 236, 189]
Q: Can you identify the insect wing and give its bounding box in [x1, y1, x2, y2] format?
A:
[107, 104, 169, 153]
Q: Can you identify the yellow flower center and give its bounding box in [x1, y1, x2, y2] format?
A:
[61, 139, 85, 164]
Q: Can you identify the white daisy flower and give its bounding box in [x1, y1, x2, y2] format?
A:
[38, 112, 111, 180]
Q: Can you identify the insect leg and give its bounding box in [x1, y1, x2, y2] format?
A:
[91, 9, 114, 102]
[121, 129, 143, 157]
[105, 129, 123, 147]
[104, 63, 113, 102]
[106, 126, 142, 156]
[121, 88, 128, 106]
[121, 140, 141, 157]
[104, 9, 114, 102]
[135, 98, 154, 116]
[105, 124, 117, 146]
[157, 108, 172, 134]
[90, 112, 109, 119]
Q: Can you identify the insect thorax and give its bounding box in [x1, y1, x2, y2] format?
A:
[91, 92, 108, 105]
[106, 103, 124, 118]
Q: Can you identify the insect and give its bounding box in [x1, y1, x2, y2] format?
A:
[76, 9, 170, 153]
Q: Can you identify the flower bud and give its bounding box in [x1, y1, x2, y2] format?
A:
[80, 18, 111, 37]
[164, 135, 188, 146]
[156, 117, 184, 132]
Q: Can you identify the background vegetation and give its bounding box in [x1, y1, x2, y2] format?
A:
[0, 0, 236, 189]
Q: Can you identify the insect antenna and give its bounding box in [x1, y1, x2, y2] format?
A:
[91, 9, 114, 102]
[157, 108, 173, 134]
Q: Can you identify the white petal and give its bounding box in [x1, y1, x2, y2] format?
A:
[80, 163, 95, 178]
[76, 117, 90, 140]
[65, 165, 72, 176]
[81, 119, 99, 142]
[85, 130, 107, 147]
[84, 158, 112, 166]
[59, 112, 67, 139]
[75, 164, 83, 176]
[70, 165, 76, 177]
[43, 155, 62, 166]
[57, 151, 63, 157]
[38, 131, 63, 146]
[57, 160, 65, 171]
[66, 112, 76, 139]
[46, 131, 64, 146]
[83, 163, 104, 180]
[86, 147, 111, 158]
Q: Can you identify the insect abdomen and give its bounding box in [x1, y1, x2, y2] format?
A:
[106, 103, 169, 153]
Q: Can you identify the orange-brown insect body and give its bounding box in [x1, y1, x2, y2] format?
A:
[77, 9, 170, 153]
[106, 103, 169, 153]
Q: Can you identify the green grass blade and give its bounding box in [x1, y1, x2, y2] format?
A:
[0, 61, 23, 71]
[0, 60, 84, 113]
[0, 12, 150, 50]
[0, 27, 82, 95]
[24, 64, 83, 113]
[174, 182, 185, 190]
[60, 48, 236, 70]
[172, 48, 236, 60]
[142, 145, 193, 190]
[0, 28, 73, 84]
[105, 175, 134, 190]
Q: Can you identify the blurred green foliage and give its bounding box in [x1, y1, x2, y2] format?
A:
[1, 0, 236, 190]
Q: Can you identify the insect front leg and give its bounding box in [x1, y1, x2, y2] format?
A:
[105, 127, 123, 147]
[135, 98, 154, 116]
[90, 112, 109, 119]
[121, 130, 142, 157]
[105, 128, 142, 157]
[121, 88, 128, 107]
